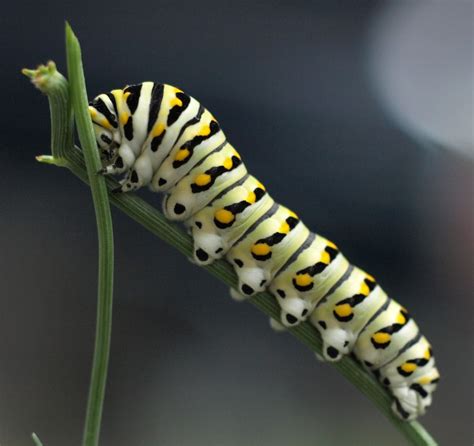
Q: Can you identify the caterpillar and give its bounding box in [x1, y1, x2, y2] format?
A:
[89, 81, 439, 421]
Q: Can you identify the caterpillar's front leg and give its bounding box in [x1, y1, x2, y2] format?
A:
[117, 153, 154, 193]
[100, 144, 136, 176]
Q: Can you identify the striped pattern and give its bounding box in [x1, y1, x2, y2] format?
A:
[89, 82, 439, 421]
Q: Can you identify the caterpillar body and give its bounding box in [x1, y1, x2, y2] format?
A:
[89, 81, 439, 421]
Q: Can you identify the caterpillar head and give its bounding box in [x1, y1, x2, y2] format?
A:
[92, 125, 120, 163]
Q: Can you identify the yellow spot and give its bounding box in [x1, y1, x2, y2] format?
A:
[223, 157, 233, 170]
[365, 273, 376, 282]
[88, 106, 97, 118]
[396, 312, 406, 325]
[123, 91, 131, 101]
[120, 112, 129, 126]
[401, 362, 417, 373]
[320, 250, 330, 264]
[111, 89, 123, 103]
[175, 148, 190, 162]
[215, 209, 234, 224]
[295, 273, 313, 288]
[246, 191, 256, 204]
[256, 181, 266, 191]
[170, 96, 183, 107]
[231, 147, 241, 159]
[334, 303, 352, 318]
[326, 240, 337, 249]
[423, 348, 431, 359]
[279, 221, 290, 234]
[287, 209, 298, 219]
[251, 243, 271, 257]
[99, 118, 113, 130]
[198, 125, 211, 136]
[418, 376, 431, 385]
[372, 332, 391, 345]
[195, 174, 212, 187]
[152, 123, 165, 137]
[359, 281, 370, 296]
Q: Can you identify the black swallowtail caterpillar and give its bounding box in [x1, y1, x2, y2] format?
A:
[89, 81, 439, 421]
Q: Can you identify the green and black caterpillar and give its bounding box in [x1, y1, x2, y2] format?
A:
[89, 81, 439, 420]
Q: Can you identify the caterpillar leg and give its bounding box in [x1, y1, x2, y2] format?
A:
[229, 287, 248, 302]
[189, 214, 225, 265]
[280, 296, 311, 327]
[235, 265, 268, 297]
[118, 153, 154, 192]
[269, 318, 286, 332]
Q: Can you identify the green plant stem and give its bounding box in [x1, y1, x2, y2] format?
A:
[65, 24, 115, 446]
[23, 23, 437, 446]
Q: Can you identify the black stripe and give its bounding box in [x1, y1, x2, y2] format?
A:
[213, 186, 267, 230]
[177, 140, 228, 178]
[171, 104, 205, 149]
[173, 120, 220, 169]
[232, 202, 279, 247]
[92, 97, 118, 128]
[124, 83, 142, 114]
[147, 83, 164, 134]
[410, 383, 429, 398]
[124, 116, 134, 141]
[316, 265, 354, 308]
[167, 92, 191, 126]
[359, 296, 391, 335]
[105, 92, 119, 120]
[274, 232, 316, 276]
[394, 399, 410, 420]
[375, 331, 422, 370]
[207, 173, 250, 205]
[191, 156, 242, 193]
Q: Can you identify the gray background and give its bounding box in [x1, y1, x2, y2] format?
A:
[1, 1, 473, 445]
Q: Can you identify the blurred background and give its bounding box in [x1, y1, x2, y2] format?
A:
[1, 0, 472, 445]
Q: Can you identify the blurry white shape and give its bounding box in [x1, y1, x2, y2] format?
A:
[369, 1, 473, 158]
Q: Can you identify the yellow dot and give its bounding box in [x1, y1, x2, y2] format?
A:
[359, 281, 370, 296]
[365, 273, 376, 282]
[100, 118, 113, 130]
[295, 273, 313, 287]
[326, 240, 337, 249]
[152, 123, 165, 137]
[287, 209, 298, 219]
[396, 312, 406, 325]
[320, 250, 330, 264]
[120, 112, 129, 126]
[401, 363, 417, 373]
[424, 348, 431, 359]
[123, 91, 131, 101]
[198, 125, 211, 136]
[223, 157, 233, 170]
[418, 376, 431, 385]
[231, 148, 241, 159]
[372, 332, 391, 344]
[251, 243, 271, 257]
[195, 174, 212, 187]
[256, 181, 266, 191]
[246, 191, 256, 204]
[279, 221, 290, 234]
[215, 209, 234, 224]
[170, 96, 183, 107]
[88, 106, 97, 118]
[175, 148, 190, 162]
[334, 303, 352, 318]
